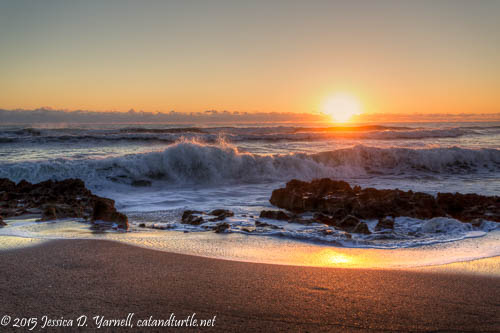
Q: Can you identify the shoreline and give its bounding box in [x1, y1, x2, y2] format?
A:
[0, 238, 499, 331]
[1, 223, 500, 275]
[2, 237, 500, 282]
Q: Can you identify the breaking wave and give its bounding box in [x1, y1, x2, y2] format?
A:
[1, 141, 499, 188]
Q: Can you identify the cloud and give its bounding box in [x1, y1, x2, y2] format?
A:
[0, 108, 328, 124]
[0, 108, 498, 124]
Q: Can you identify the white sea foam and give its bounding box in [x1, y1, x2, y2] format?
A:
[1, 141, 499, 188]
[1, 126, 499, 251]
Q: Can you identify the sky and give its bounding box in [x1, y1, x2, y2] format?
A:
[1, 0, 499, 116]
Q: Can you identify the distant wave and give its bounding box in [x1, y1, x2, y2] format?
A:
[1, 124, 496, 144]
[1, 141, 499, 188]
[119, 127, 206, 134]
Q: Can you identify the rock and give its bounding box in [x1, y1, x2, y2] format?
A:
[255, 220, 280, 229]
[268, 178, 499, 223]
[314, 213, 337, 226]
[214, 222, 230, 233]
[181, 209, 235, 224]
[138, 223, 146, 228]
[352, 222, 371, 234]
[181, 210, 204, 225]
[337, 215, 360, 230]
[375, 217, 395, 231]
[16, 180, 33, 192]
[269, 178, 353, 213]
[41, 203, 82, 221]
[42, 205, 58, 220]
[470, 218, 487, 228]
[0, 216, 6, 227]
[209, 209, 234, 221]
[91, 198, 128, 229]
[259, 210, 292, 221]
[0, 179, 16, 192]
[131, 180, 152, 187]
[0, 178, 129, 229]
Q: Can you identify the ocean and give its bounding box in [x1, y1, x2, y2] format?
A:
[1, 121, 499, 268]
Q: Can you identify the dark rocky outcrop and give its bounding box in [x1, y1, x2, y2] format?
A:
[255, 220, 280, 229]
[269, 178, 499, 223]
[0, 178, 128, 229]
[181, 210, 204, 225]
[0, 216, 5, 227]
[214, 222, 230, 233]
[375, 217, 395, 231]
[331, 215, 370, 235]
[181, 209, 235, 225]
[209, 209, 234, 221]
[259, 210, 292, 221]
[255, 220, 281, 229]
[92, 198, 128, 227]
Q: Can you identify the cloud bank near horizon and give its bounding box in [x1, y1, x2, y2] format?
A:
[0, 108, 499, 124]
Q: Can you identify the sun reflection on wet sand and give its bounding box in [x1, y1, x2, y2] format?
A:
[315, 250, 353, 266]
[1, 219, 499, 276]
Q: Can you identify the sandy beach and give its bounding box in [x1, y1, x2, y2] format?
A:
[0, 239, 498, 332]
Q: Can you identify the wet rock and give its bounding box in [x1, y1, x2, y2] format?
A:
[0, 178, 129, 229]
[337, 215, 360, 230]
[181, 210, 204, 225]
[436, 192, 500, 222]
[0, 179, 16, 192]
[41, 203, 82, 221]
[131, 179, 152, 187]
[313, 213, 337, 226]
[214, 222, 230, 233]
[269, 178, 353, 213]
[91, 198, 128, 229]
[16, 180, 33, 192]
[470, 218, 488, 228]
[0, 216, 5, 227]
[269, 178, 499, 223]
[209, 209, 234, 221]
[42, 205, 58, 220]
[138, 223, 146, 228]
[181, 209, 234, 224]
[352, 222, 371, 235]
[255, 220, 280, 229]
[259, 210, 292, 221]
[375, 217, 395, 231]
[333, 215, 371, 234]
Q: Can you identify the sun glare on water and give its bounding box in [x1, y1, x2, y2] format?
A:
[322, 93, 362, 123]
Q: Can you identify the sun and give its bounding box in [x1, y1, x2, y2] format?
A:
[322, 93, 362, 123]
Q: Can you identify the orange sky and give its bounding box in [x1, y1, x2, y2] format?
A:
[1, 1, 499, 116]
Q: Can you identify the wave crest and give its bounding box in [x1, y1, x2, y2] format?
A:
[1, 141, 499, 187]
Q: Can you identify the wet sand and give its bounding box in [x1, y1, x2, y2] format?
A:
[0, 239, 499, 332]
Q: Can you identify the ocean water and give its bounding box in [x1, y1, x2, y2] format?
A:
[0, 121, 499, 266]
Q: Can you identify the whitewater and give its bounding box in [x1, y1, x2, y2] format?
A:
[1, 121, 499, 268]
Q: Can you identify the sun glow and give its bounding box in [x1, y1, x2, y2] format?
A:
[322, 93, 362, 123]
